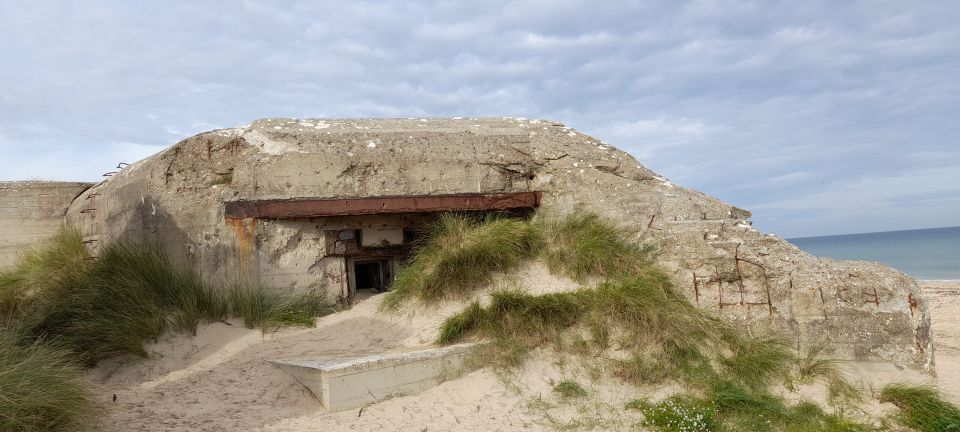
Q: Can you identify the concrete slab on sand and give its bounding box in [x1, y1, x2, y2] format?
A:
[270, 343, 480, 412]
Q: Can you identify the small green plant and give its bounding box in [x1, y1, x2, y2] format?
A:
[628, 396, 717, 432]
[796, 345, 840, 383]
[791, 345, 862, 407]
[0, 228, 336, 430]
[880, 383, 960, 432]
[553, 380, 587, 399]
[0, 330, 97, 432]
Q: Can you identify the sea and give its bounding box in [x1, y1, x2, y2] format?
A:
[788, 226, 960, 281]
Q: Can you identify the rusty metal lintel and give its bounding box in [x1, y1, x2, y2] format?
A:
[224, 192, 542, 219]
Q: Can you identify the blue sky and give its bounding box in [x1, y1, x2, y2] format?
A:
[1, 1, 958, 237]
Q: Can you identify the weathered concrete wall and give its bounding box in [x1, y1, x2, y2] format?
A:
[255, 214, 432, 301]
[0, 181, 92, 269]
[61, 118, 934, 371]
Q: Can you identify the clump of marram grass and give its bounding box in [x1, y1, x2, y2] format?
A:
[437, 274, 726, 369]
[796, 345, 841, 383]
[534, 211, 653, 281]
[2, 229, 333, 365]
[720, 337, 794, 391]
[381, 213, 540, 310]
[789, 345, 863, 408]
[16, 242, 228, 364]
[880, 383, 960, 432]
[227, 284, 331, 329]
[381, 211, 656, 311]
[0, 329, 97, 432]
[0, 228, 89, 320]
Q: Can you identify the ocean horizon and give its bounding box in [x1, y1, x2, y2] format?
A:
[788, 225, 960, 281]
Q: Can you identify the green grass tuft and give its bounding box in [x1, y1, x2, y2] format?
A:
[227, 284, 331, 330]
[721, 337, 794, 390]
[0, 228, 335, 429]
[3, 229, 333, 364]
[535, 211, 652, 281]
[0, 228, 89, 320]
[0, 329, 97, 432]
[437, 275, 723, 371]
[880, 383, 960, 432]
[381, 213, 540, 310]
[796, 345, 840, 383]
[553, 380, 588, 399]
[16, 242, 227, 363]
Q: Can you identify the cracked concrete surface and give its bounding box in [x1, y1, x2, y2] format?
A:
[0, 117, 931, 372]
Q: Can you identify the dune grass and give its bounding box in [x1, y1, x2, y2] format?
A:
[383, 211, 895, 431]
[0, 228, 88, 320]
[796, 345, 841, 383]
[0, 330, 97, 432]
[380, 213, 540, 310]
[720, 337, 794, 391]
[534, 211, 653, 281]
[628, 382, 871, 432]
[437, 274, 726, 368]
[880, 384, 960, 432]
[382, 211, 656, 311]
[0, 228, 335, 429]
[2, 229, 333, 365]
[227, 283, 330, 330]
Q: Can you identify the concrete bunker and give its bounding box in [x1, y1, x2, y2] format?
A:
[224, 191, 541, 300]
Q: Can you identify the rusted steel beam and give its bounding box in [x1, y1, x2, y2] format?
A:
[224, 191, 541, 219]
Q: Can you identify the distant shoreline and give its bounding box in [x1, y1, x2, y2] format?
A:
[790, 226, 960, 280]
[789, 225, 960, 241]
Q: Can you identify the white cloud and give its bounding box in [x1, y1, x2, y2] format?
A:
[523, 31, 616, 48]
[0, 0, 958, 237]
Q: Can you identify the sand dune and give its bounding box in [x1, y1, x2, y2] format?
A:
[87, 280, 960, 431]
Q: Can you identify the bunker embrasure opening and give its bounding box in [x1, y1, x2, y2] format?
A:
[223, 192, 541, 301]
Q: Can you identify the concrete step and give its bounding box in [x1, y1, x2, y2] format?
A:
[270, 343, 480, 412]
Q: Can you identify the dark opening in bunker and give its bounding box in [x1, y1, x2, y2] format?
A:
[225, 192, 541, 300]
[352, 259, 393, 292]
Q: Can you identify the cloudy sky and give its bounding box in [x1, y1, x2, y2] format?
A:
[1, 1, 958, 237]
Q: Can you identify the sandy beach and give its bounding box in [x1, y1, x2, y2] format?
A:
[921, 280, 960, 403]
[83, 278, 960, 431]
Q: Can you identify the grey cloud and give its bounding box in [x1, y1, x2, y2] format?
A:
[1, 0, 958, 237]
